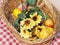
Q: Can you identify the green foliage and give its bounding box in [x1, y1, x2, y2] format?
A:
[38, 11, 45, 20]
[26, 9, 35, 18]
[13, 18, 19, 27]
[18, 13, 26, 20]
[45, 14, 50, 19]
[38, 11, 50, 20]
[13, 13, 26, 27]
[33, 6, 40, 11]
[27, 0, 36, 5]
[26, 6, 39, 18]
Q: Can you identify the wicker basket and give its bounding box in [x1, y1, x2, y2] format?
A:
[0, 0, 59, 45]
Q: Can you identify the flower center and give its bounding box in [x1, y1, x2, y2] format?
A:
[23, 30, 26, 33]
[38, 28, 42, 31]
[25, 20, 30, 25]
[33, 16, 37, 21]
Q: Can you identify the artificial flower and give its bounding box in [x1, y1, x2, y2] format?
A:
[20, 27, 32, 39]
[20, 18, 35, 29]
[13, 8, 22, 18]
[33, 26, 42, 36]
[34, 26, 53, 39]
[30, 12, 42, 25]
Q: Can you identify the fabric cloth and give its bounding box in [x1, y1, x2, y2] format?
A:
[0, 19, 22, 45]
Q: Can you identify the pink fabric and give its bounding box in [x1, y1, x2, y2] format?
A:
[0, 19, 22, 45]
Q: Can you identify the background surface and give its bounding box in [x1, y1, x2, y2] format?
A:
[49, 0, 60, 12]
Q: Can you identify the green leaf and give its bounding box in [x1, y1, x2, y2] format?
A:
[27, 0, 36, 5]
[26, 10, 35, 18]
[34, 6, 39, 11]
[13, 19, 19, 27]
[45, 14, 50, 19]
[18, 13, 26, 20]
[38, 11, 45, 20]
[17, 27, 20, 32]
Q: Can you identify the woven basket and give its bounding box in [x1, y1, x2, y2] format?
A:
[0, 0, 59, 45]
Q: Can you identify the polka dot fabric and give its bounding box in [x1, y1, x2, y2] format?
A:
[50, 33, 60, 45]
[0, 19, 22, 45]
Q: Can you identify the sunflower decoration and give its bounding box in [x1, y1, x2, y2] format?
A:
[30, 12, 42, 25]
[20, 18, 35, 29]
[20, 27, 32, 39]
[39, 27, 54, 39]
[33, 26, 42, 37]
[13, 0, 54, 41]
[33, 26, 54, 39]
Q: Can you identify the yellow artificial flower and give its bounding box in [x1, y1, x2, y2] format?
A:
[39, 29, 49, 39]
[30, 12, 42, 25]
[20, 18, 35, 29]
[40, 25, 46, 29]
[40, 25, 54, 34]
[45, 27, 54, 34]
[33, 26, 46, 35]
[34, 26, 42, 37]
[20, 27, 32, 39]
[13, 8, 22, 18]
[34, 26, 54, 39]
